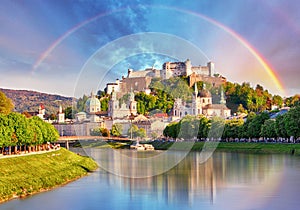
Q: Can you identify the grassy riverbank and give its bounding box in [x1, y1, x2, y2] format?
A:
[0, 148, 98, 203]
[151, 141, 300, 155]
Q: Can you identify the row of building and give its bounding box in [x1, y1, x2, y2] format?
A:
[41, 59, 231, 138]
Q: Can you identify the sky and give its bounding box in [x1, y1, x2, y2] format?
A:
[0, 0, 299, 97]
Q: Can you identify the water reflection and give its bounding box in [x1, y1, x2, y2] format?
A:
[1, 149, 295, 210]
[83, 148, 286, 208]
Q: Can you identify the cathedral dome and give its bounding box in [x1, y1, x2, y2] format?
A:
[85, 94, 101, 114]
[199, 89, 211, 98]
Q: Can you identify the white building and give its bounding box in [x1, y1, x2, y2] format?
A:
[108, 88, 137, 119]
[57, 105, 65, 123]
[172, 84, 231, 119]
[75, 92, 102, 123]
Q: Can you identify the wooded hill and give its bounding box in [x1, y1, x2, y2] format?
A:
[0, 88, 75, 114]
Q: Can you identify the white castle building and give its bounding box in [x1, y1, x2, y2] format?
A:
[173, 84, 231, 119]
[162, 59, 214, 79]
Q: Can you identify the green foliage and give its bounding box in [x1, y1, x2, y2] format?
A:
[111, 123, 123, 137]
[0, 148, 98, 202]
[100, 97, 109, 111]
[223, 119, 244, 139]
[90, 127, 110, 137]
[285, 95, 300, 107]
[247, 112, 270, 138]
[76, 95, 89, 112]
[272, 95, 283, 108]
[0, 90, 14, 114]
[177, 115, 199, 140]
[260, 119, 277, 138]
[163, 122, 178, 139]
[64, 107, 74, 119]
[284, 106, 300, 138]
[0, 113, 59, 154]
[135, 92, 156, 114]
[275, 114, 288, 138]
[127, 125, 146, 139]
[224, 82, 272, 113]
[197, 115, 210, 139]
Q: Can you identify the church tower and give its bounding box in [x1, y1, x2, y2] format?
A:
[57, 105, 65, 124]
[192, 83, 201, 115]
[220, 87, 226, 105]
[173, 98, 183, 118]
[128, 88, 137, 115]
[108, 88, 119, 118]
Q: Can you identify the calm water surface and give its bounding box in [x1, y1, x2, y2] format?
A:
[1, 148, 300, 210]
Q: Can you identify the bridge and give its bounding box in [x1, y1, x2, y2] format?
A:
[57, 136, 132, 149]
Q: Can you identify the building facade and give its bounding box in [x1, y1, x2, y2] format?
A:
[173, 84, 231, 119]
[108, 88, 137, 119]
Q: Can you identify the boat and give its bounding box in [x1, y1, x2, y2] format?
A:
[130, 143, 155, 151]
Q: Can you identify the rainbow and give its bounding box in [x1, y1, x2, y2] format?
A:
[32, 6, 286, 95]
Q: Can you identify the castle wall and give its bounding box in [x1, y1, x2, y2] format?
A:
[120, 77, 152, 93]
[188, 74, 226, 88]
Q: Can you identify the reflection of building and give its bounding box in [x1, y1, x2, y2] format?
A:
[89, 151, 278, 207]
[173, 84, 231, 119]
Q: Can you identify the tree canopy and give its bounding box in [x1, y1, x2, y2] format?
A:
[0, 91, 14, 114]
[0, 113, 59, 155]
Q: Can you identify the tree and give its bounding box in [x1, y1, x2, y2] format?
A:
[260, 119, 277, 139]
[275, 114, 288, 139]
[223, 119, 244, 140]
[76, 95, 89, 112]
[100, 128, 110, 137]
[177, 115, 199, 140]
[247, 112, 270, 138]
[0, 91, 14, 114]
[128, 124, 139, 139]
[137, 128, 146, 139]
[0, 114, 13, 154]
[197, 115, 210, 139]
[163, 122, 178, 139]
[284, 105, 300, 139]
[239, 112, 256, 138]
[100, 97, 109, 111]
[272, 95, 283, 108]
[7, 112, 33, 153]
[237, 104, 247, 114]
[64, 107, 74, 119]
[111, 123, 123, 137]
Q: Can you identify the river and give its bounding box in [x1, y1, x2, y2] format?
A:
[1, 148, 300, 210]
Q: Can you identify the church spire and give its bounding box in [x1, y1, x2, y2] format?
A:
[194, 82, 198, 96]
[129, 87, 135, 102]
[111, 87, 117, 101]
[220, 87, 226, 105]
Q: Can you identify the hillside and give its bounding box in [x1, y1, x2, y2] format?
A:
[0, 88, 75, 114]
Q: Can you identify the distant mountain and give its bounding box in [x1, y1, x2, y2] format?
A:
[0, 88, 76, 114]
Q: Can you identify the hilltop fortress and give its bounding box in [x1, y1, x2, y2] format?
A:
[106, 59, 226, 95]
